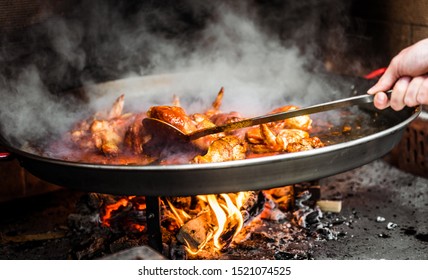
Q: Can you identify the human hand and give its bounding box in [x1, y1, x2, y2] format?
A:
[367, 38, 428, 110]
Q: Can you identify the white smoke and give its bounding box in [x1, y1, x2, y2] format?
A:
[0, 0, 351, 151]
[0, 65, 81, 145]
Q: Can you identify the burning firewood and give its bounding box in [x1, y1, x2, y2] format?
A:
[176, 210, 213, 252]
[172, 191, 266, 253]
[263, 185, 294, 211]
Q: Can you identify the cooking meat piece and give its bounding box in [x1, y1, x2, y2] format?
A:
[204, 87, 224, 118]
[190, 113, 224, 150]
[210, 111, 248, 139]
[172, 94, 181, 107]
[192, 136, 247, 163]
[108, 94, 125, 119]
[286, 136, 324, 152]
[147, 105, 225, 151]
[124, 113, 149, 154]
[69, 94, 134, 156]
[203, 87, 246, 133]
[268, 105, 313, 131]
[191, 113, 216, 131]
[203, 87, 249, 140]
[70, 118, 95, 150]
[209, 111, 243, 126]
[247, 124, 323, 153]
[90, 113, 134, 156]
[91, 120, 121, 155]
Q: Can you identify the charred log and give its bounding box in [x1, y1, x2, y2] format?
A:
[176, 210, 213, 251]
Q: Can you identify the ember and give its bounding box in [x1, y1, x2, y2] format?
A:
[101, 196, 146, 232]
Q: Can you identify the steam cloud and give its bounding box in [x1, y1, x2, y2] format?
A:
[0, 0, 352, 152]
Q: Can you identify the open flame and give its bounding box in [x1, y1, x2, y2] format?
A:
[179, 192, 249, 254]
[101, 197, 131, 227]
[100, 191, 253, 254]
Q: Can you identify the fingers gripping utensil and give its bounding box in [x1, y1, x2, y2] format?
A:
[143, 91, 392, 142]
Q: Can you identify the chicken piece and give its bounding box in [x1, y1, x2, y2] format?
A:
[286, 136, 324, 152]
[108, 94, 125, 119]
[204, 87, 249, 139]
[191, 113, 216, 131]
[70, 118, 95, 149]
[209, 111, 242, 126]
[190, 113, 224, 150]
[204, 87, 224, 118]
[147, 105, 224, 151]
[247, 124, 323, 154]
[91, 113, 134, 156]
[193, 136, 247, 163]
[268, 105, 312, 131]
[172, 95, 181, 107]
[246, 125, 266, 145]
[247, 125, 308, 145]
[203, 87, 244, 128]
[70, 94, 134, 156]
[124, 113, 149, 154]
[91, 120, 120, 154]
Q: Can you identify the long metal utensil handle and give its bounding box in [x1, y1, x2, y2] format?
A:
[188, 90, 392, 140]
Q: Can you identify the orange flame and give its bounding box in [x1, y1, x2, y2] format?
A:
[168, 191, 251, 254]
[101, 195, 147, 230]
[101, 197, 130, 226]
[101, 191, 252, 254]
[166, 199, 191, 227]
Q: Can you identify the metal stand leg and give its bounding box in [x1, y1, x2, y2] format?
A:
[146, 196, 163, 253]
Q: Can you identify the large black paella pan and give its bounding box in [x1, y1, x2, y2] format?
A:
[0, 73, 420, 196]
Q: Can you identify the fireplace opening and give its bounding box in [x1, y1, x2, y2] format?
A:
[1, 159, 427, 260]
